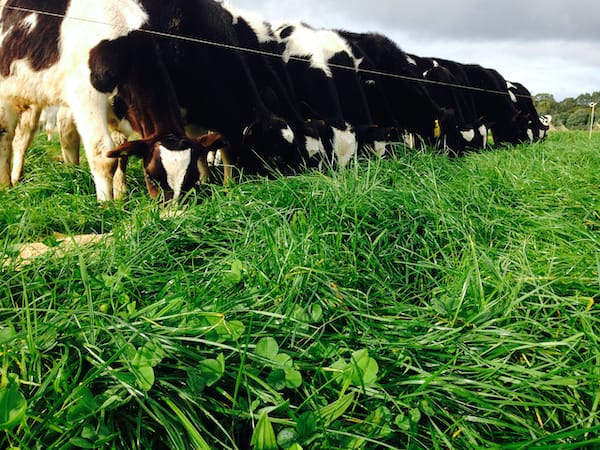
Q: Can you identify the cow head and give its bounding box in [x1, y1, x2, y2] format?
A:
[538, 115, 552, 140]
[106, 133, 225, 200]
[239, 116, 301, 175]
[353, 125, 399, 158]
[297, 119, 330, 169]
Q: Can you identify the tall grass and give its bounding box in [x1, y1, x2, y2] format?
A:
[1, 132, 599, 449]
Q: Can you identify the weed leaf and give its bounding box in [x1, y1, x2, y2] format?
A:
[255, 337, 279, 362]
[0, 387, 27, 430]
[251, 411, 278, 450]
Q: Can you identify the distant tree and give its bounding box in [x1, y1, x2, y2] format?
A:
[565, 108, 591, 130]
[532, 91, 599, 130]
[575, 93, 592, 106]
[533, 93, 557, 115]
[553, 112, 569, 127]
[558, 97, 578, 114]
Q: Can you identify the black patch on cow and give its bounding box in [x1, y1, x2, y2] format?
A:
[159, 133, 195, 151]
[278, 25, 295, 40]
[111, 95, 128, 120]
[0, 0, 68, 77]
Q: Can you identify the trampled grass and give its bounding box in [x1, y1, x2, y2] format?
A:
[1, 131, 599, 449]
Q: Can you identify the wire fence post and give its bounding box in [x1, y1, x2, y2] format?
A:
[590, 102, 597, 139]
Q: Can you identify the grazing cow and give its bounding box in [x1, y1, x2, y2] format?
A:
[337, 31, 450, 148]
[461, 64, 530, 146]
[272, 22, 405, 167]
[127, 0, 300, 183]
[506, 81, 550, 142]
[409, 56, 487, 154]
[218, 7, 337, 171]
[539, 114, 552, 134]
[269, 21, 365, 168]
[222, 6, 323, 175]
[0, 0, 218, 201]
[436, 58, 488, 150]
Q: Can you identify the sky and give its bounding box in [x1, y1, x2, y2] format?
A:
[229, 0, 600, 101]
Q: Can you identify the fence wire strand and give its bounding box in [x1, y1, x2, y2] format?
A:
[3, 4, 533, 100]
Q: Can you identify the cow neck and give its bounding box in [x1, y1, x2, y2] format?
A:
[117, 34, 186, 139]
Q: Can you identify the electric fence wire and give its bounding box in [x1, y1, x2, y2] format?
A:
[3, 4, 535, 101]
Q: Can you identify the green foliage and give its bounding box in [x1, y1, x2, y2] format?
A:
[329, 349, 379, 390]
[251, 411, 278, 450]
[0, 386, 27, 430]
[566, 108, 593, 130]
[1, 131, 600, 448]
[534, 91, 600, 129]
[254, 337, 303, 390]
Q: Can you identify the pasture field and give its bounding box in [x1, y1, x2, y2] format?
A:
[1, 131, 600, 449]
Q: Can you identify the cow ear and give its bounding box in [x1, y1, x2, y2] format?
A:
[194, 133, 228, 152]
[106, 139, 151, 158]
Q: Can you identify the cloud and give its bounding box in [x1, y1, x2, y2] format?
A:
[233, 0, 600, 41]
[341, 0, 600, 41]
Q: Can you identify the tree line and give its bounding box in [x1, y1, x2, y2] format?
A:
[534, 92, 600, 130]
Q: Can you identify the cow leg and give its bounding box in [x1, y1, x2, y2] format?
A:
[197, 153, 210, 184]
[112, 155, 128, 199]
[11, 105, 42, 185]
[0, 100, 19, 187]
[220, 148, 234, 184]
[66, 93, 117, 202]
[108, 128, 129, 199]
[186, 124, 211, 184]
[57, 106, 81, 165]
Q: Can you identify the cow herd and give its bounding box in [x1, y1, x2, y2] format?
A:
[0, 0, 550, 202]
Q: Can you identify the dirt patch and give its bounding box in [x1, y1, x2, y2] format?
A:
[3, 233, 112, 270]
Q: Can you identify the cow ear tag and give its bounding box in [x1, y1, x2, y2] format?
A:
[434, 120, 441, 138]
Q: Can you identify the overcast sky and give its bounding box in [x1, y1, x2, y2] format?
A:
[229, 0, 600, 101]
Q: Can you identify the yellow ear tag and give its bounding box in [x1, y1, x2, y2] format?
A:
[434, 119, 441, 138]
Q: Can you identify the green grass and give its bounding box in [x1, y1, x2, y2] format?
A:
[1, 131, 599, 449]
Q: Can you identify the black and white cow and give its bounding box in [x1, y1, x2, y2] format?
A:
[214, 4, 316, 174]
[269, 21, 360, 168]
[214, 8, 331, 170]
[120, 0, 301, 183]
[0, 0, 220, 201]
[409, 56, 487, 154]
[461, 64, 530, 146]
[506, 81, 550, 142]
[337, 31, 451, 148]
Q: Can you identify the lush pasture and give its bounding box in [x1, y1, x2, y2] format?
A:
[1, 132, 599, 449]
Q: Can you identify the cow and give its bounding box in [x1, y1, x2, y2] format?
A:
[118, 0, 301, 184]
[0, 0, 220, 201]
[408, 56, 488, 154]
[269, 20, 366, 169]
[506, 81, 550, 142]
[336, 31, 451, 149]
[217, 7, 345, 171]
[460, 64, 531, 146]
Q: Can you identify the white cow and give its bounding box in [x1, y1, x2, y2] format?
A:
[0, 1, 214, 201]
